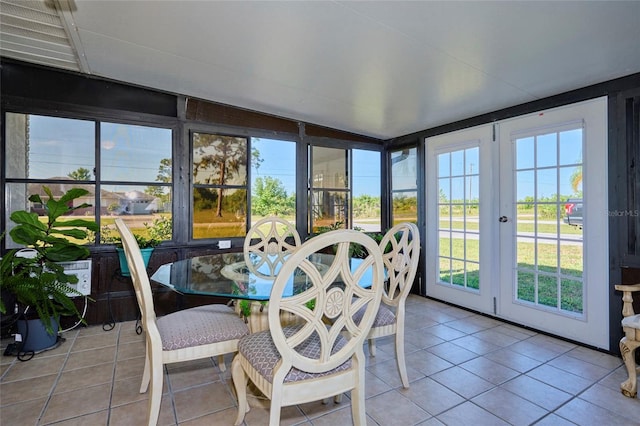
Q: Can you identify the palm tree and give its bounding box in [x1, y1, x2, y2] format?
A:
[570, 166, 582, 195]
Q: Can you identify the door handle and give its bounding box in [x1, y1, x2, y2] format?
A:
[499, 216, 508, 223]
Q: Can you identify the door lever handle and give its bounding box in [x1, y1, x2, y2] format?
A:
[498, 216, 508, 223]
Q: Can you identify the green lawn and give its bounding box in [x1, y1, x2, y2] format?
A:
[439, 236, 584, 313]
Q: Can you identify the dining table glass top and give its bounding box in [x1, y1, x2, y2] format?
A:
[150, 252, 369, 301]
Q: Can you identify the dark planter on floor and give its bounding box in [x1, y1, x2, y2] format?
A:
[16, 317, 59, 352]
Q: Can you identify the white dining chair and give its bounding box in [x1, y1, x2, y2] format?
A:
[243, 216, 301, 279]
[231, 230, 384, 425]
[364, 222, 420, 388]
[115, 218, 249, 426]
[332, 222, 420, 403]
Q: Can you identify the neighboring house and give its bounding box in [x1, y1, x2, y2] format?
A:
[118, 190, 156, 215]
[27, 182, 156, 216]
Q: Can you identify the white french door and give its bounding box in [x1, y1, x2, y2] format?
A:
[426, 97, 609, 349]
[425, 125, 495, 315]
[497, 97, 608, 348]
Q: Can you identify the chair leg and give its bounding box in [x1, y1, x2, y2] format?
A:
[140, 342, 151, 393]
[218, 354, 226, 372]
[232, 356, 250, 426]
[147, 354, 163, 426]
[351, 357, 367, 425]
[620, 337, 639, 398]
[268, 402, 282, 426]
[396, 330, 409, 388]
[368, 338, 376, 356]
[268, 381, 284, 426]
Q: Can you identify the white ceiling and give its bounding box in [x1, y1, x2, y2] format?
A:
[2, 1, 640, 140]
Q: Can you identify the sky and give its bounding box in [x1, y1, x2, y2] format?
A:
[21, 117, 381, 198]
[436, 128, 583, 203]
[252, 138, 383, 198]
[24, 115, 171, 183]
[21, 116, 580, 202]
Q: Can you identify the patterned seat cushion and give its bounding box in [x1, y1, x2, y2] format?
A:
[352, 303, 396, 328]
[238, 325, 351, 383]
[157, 304, 249, 351]
[622, 314, 640, 329]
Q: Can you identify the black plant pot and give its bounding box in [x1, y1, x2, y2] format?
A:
[16, 317, 59, 352]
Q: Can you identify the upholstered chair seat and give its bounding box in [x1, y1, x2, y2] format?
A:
[237, 325, 352, 383]
[157, 304, 249, 351]
[352, 302, 396, 329]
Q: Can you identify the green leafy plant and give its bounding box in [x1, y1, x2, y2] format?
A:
[100, 216, 172, 249]
[312, 221, 385, 258]
[0, 187, 99, 335]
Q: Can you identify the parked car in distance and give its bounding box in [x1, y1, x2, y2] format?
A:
[564, 198, 583, 229]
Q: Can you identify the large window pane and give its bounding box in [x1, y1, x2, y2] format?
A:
[352, 149, 381, 232]
[391, 147, 418, 225]
[309, 145, 380, 233]
[100, 123, 173, 245]
[311, 190, 349, 232]
[193, 188, 247, 238]
[101, 123, 172, 183]
[6, 113, 94, 180]
[310, 146, 349, 231]
[312, 146, 347, 189]
[392, 191, 417, 225]
[391, 147, 417, 191]
[192, 133, 248, 239]
[193, 133, 247, 186]
[4, 113, 174, 247]
[5, 182, 96, 248]
[99, 184, 172, 244]
[250, 138, 296, 224]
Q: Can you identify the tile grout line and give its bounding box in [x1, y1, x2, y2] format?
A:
[104, 323, 123, 426]
[35, 328, 79, 426]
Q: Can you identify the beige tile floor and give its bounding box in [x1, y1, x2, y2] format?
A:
[1, 295, 639, 425]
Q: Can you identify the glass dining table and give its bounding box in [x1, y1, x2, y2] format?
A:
[150, 252, 369, 332]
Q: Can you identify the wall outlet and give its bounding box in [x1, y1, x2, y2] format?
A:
[218, 240, 231, 249]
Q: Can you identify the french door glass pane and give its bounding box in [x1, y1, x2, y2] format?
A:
[436, 146, 479, 291]
[513, 127, 584, 314]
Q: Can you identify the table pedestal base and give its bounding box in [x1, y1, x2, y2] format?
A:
[234, 301, 301, 333]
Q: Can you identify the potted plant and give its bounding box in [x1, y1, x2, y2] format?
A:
[100, 216, 171, 276]
[0, 186, 98, 352]
[311, 220, 386, 258]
